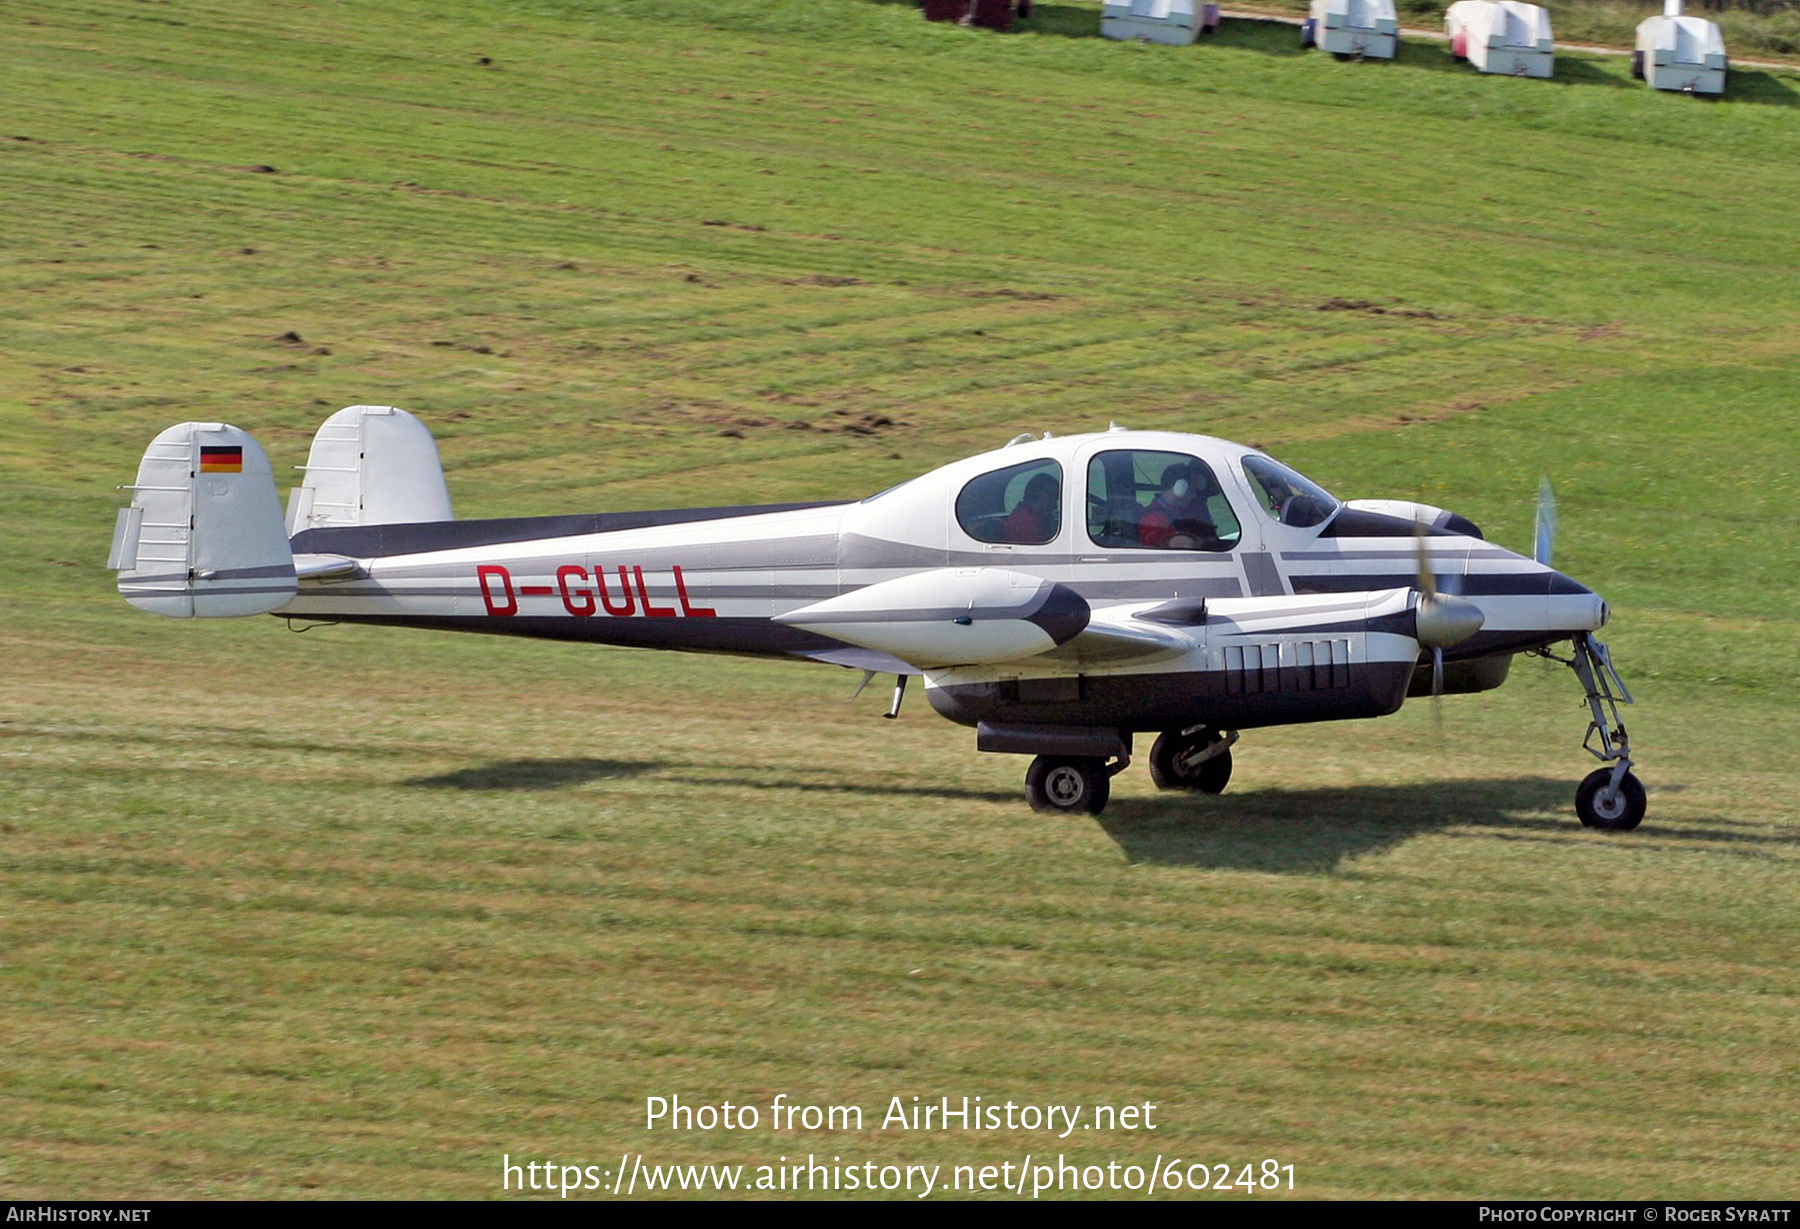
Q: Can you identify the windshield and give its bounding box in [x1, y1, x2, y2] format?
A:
[1240, 455, 1340, 529]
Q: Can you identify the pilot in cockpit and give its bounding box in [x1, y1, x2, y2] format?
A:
[1139, 463, 1221, 550]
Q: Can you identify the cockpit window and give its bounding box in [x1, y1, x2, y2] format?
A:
[1085, 450, 1241, 552]
[955, 458, 1062, 545]
[1240, 455, 1339, 529]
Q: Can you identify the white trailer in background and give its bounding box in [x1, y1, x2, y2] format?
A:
[1634, 0, 1727, 94]
[1100, 0, 1220, 44]
[1445, 1, 1554, 78]
[1301, 0, 1398, 60]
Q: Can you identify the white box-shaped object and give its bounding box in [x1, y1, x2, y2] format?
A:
[1445, 1, 1554, 78]
[1308, 0, 1398, 59]
[1102, 0, 1202, 45]
[1635, 0, 1727, 94]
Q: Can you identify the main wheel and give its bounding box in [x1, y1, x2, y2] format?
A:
[1026, 756, 1110, 815]
[1631, 50, 1645, 80]
[1576, 767, 1646, 831]
[1148, 732, 1233, 795]
[1300, 18, 1316, 49]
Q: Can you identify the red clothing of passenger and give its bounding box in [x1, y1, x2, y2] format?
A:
[1000, 502, 1053, 544]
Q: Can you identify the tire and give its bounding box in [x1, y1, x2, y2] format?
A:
[1026, 756, 1110, 815]
[1300, 19, 1316, 50]
[1631, 50, 1645, 80]
[1576, 768, 1646, 831]
[1148, 732, 1233, 795]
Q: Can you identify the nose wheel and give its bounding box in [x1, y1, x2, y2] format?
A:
[1539, 633, 1645, 831]
[1576, 766, 1646, 830]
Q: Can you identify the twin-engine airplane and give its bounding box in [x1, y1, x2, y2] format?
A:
[108, 407, 1644, 828]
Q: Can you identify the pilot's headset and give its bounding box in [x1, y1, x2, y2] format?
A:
[1161, 463, 1194, 501]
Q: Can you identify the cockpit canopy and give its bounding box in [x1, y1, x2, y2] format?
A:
[947, 435, 1338, 550]
[848, 429, 1344, 557]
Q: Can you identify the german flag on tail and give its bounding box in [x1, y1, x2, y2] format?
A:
[199, 445, 243, 474]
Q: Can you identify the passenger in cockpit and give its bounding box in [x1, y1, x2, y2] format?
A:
[999, 471, 1060, 544]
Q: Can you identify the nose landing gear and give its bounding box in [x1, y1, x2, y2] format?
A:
[1537, 633, 1644, 831]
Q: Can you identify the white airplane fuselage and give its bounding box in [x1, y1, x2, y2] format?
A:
[271, 429, 1605, 734]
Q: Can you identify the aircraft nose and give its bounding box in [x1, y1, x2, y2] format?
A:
[1546, 570, 1609, 632]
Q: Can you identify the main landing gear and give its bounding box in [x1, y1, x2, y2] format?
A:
[1021, 727, 1237, 815]
[1025, 755, 1126, 815]
[1535, 632, 1645, 831]
[1148, 727, 1236, 795]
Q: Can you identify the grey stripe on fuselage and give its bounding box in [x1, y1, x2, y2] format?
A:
[1281, 548, 1519, 562]
[289, 502, 848, 558]
[1240, 551, 1285, 597]
[124, 564, 298, 584]
[1291, 573, 1590, 597]
[308, 612, 852, 659]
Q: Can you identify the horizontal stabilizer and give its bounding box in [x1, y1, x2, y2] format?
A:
[293, 553, 363, 581]
[112, 423, 297, 618]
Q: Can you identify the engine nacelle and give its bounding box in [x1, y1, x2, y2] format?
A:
[1345, 499, 1484, 539]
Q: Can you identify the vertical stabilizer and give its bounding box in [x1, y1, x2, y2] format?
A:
[112, 423, 297, 618]
[287, 405, 454, 532]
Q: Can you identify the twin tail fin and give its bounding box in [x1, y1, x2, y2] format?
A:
[109, 406, 452, 618]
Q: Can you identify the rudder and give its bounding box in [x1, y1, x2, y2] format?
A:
[286, 405, 453, 532]
[110, 423, 297, 618]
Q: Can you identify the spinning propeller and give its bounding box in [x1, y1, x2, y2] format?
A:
[1534, 475, 1558, 568]
[1412, 523, 1484, 707]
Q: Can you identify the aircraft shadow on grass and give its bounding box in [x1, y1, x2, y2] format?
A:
[406, 758, 665, 791]
[401, 762, 1782, 875]
[1096, 777, 1785, 872]
[403, 756, 1022, 802]
[1096, 776, 1568, 872]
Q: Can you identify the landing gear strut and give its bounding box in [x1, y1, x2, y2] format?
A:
[1537, 633, 1644, 831]
[1148, 727, 1237, 794]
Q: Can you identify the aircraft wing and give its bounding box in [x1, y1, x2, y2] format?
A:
[790, 644, 920, 675]
[776, 572, 1426, 674]
[1033, 609, 1197, 665]
[776, 568, 1199, 671]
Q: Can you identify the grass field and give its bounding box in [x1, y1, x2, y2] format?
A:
[3, 0, 1798, 1200]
